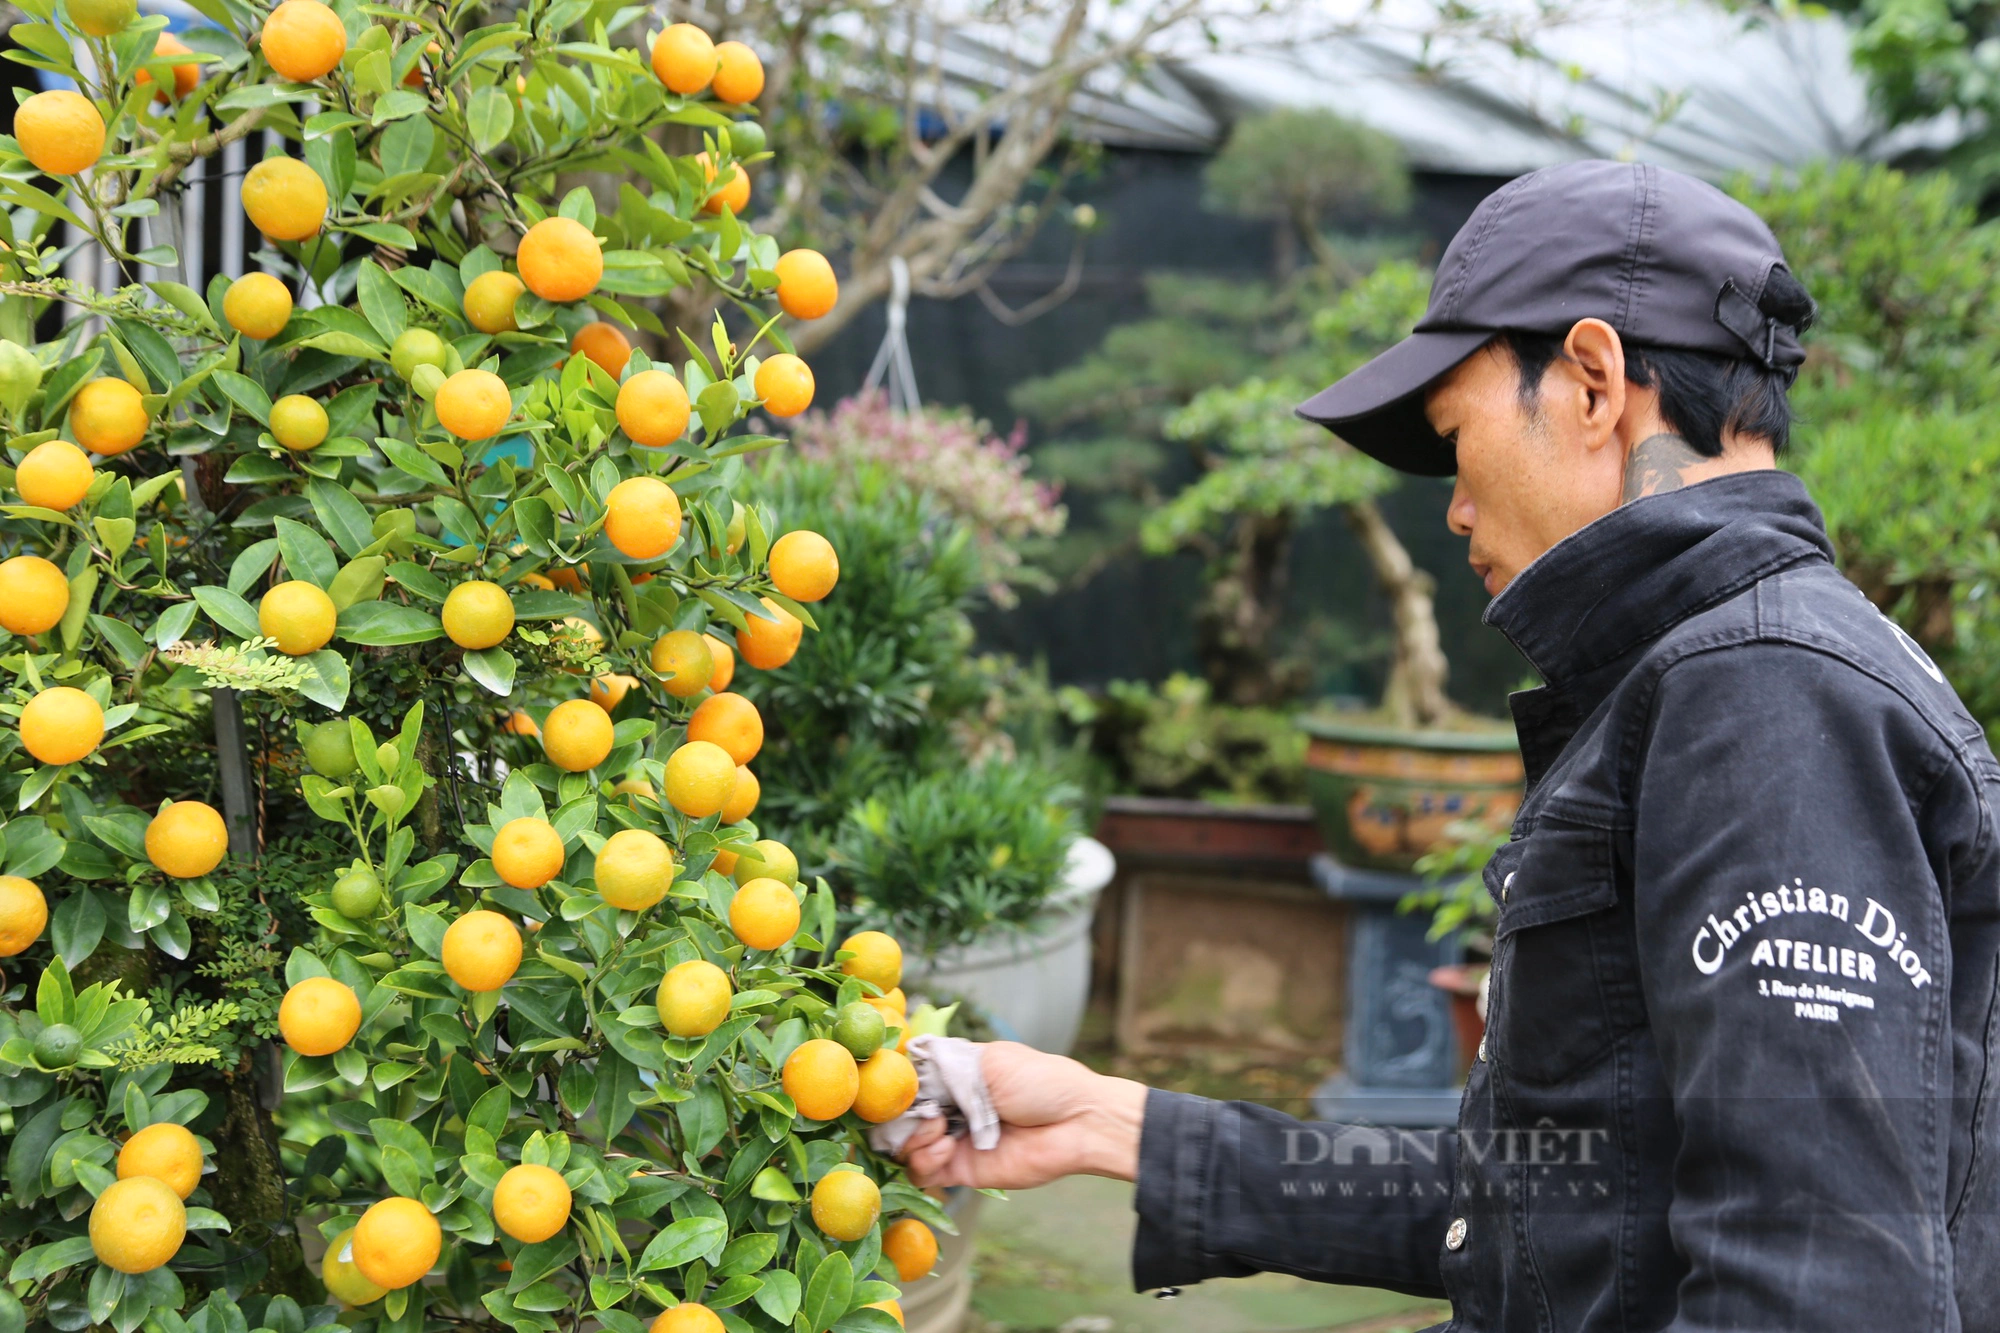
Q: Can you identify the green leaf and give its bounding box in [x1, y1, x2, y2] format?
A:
[88, 614, 146, 668]
[39, 348, 102, 427]
[102, 331, 152, 393]
[512, 496, 555, 553]
[217, 81, 302, 110]
[380, 437, 450, 486]
[59, 567, 96, 652]
[558, 185, 597, 229]
[594, 1048, 642, 1138]
[6, 818, 66, 879]
[462, 647, 516, 695]
[402, 904, 448, 959]
[371, 89, 431, 124]
[49, 888, 104, 968]
[83, 814, 146, 861]
[305, 110, 370, 139]
[328, 556, 388, 610]
[112, 320, 183, 392]
[467, 86, 515, 153]
[296, 331, 388, 361]
[90, 517, 135, 561]
[344, 220, 419, 249]
[228, 538, 281, 595]
[801, 1250, 853, 1333]
[706, 1275, 764, 1310]
[638, 1216, 726, 1272]
[6, 1098, 67, 1202]
[183, 1207, 233, 1232]
[833, 1310, 908, 1333]
[300, 649, 352, 710]
[468, 1085, 511, 1141]
[192, 585, 262, 640]
[385, 561, 448, 602]
[306, 479, 375, 557]
[324, 382, 381, 441]
[225, 454, 294, 485]
[147, 281, 217, 332]
[58, 839, 116, 881]
[152, 601, 199, 649]
[717, 1232, 778, 1277]
[511, 589, 584, 621]
[380, 1145, 424, 1198]
[505, 1234, 580, 1292]
[749, 1166, 799, 1203]
[389, 266, 460, 318]
[275, 516, 338, 587]
[379, 116, 436, 178]
[6, 1234, 95, 1283]
[337, 601, 443, 645]
[752, 1269, 801, 1325]
[211, 369, 272, 425]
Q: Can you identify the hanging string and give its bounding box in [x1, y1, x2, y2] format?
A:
[862, 254, 921, 412]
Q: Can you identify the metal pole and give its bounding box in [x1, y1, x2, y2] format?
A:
[211, 689, 259, 862]
[180, 456, 260, 863]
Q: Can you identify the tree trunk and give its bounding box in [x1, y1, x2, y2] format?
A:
[414, 718, 447, 857]
[1344, 498, 1456, 730]
[204, 1050, 313, 1302]
[1191, 510, 1304, 706]
[171, 449, 311, 1299]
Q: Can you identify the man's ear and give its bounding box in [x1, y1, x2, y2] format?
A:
[1555, 318, 1626, 453]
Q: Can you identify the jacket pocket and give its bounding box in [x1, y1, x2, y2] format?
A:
[1487, 819, 1627, 1085]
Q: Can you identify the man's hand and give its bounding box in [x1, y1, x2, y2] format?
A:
[897, 1041, 1148, 1190]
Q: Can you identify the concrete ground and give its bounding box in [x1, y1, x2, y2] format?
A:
[966, 1174, 1449, 1333]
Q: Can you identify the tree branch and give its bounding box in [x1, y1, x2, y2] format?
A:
[791, 0, 1206, 356]
[147, 108, 270, 198]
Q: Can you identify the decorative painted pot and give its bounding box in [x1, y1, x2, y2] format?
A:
[1299, 715, 1524, 872]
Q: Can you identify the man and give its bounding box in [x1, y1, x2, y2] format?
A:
[900, 160, 2000, 1330]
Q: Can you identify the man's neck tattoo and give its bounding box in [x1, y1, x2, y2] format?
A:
[1622, 433, 1704, 502]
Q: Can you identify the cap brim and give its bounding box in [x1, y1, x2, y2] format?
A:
[1295, 330, 1495, 477]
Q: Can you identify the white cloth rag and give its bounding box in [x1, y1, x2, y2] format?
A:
[867, 1034, 1001, 1157]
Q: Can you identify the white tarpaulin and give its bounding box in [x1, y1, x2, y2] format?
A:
[888, 0, 1959, 176]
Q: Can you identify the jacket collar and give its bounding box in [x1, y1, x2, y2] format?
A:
[1484, 470, 1835, 687]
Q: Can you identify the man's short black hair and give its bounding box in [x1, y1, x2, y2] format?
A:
[1496, 334, 1797, 458]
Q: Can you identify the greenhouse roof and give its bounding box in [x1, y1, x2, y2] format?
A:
[919, 0, 1959, 178]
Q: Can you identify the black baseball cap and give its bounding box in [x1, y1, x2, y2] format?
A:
[1296, 160, 1814, 476]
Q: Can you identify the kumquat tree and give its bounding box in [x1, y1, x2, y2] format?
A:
[0, 2, 945, 1332]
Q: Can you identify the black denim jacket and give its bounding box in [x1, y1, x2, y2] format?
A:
[1131, 472, 2000, 1331]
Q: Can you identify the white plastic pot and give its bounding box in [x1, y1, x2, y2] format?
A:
[899, 1188, 984, 1333]
[905, 836, 1116, 1055]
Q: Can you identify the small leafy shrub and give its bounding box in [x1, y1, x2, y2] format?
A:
[830, 763, 1081, 953]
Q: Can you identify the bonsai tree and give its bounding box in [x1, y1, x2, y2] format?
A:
[1015, 110, 1459, 725]
[0, 5, 947, 1333]
[1735, 161, 2000, 727]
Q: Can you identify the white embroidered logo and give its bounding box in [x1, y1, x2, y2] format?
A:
[1689, 877, 1931, 991]
[1882, 612, 1946, 684]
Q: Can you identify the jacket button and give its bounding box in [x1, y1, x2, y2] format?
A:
[1477, 1034, 1488, 1062]
[1445, 1217, 1468, 1251]
[1502, 871, 1515, 902]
